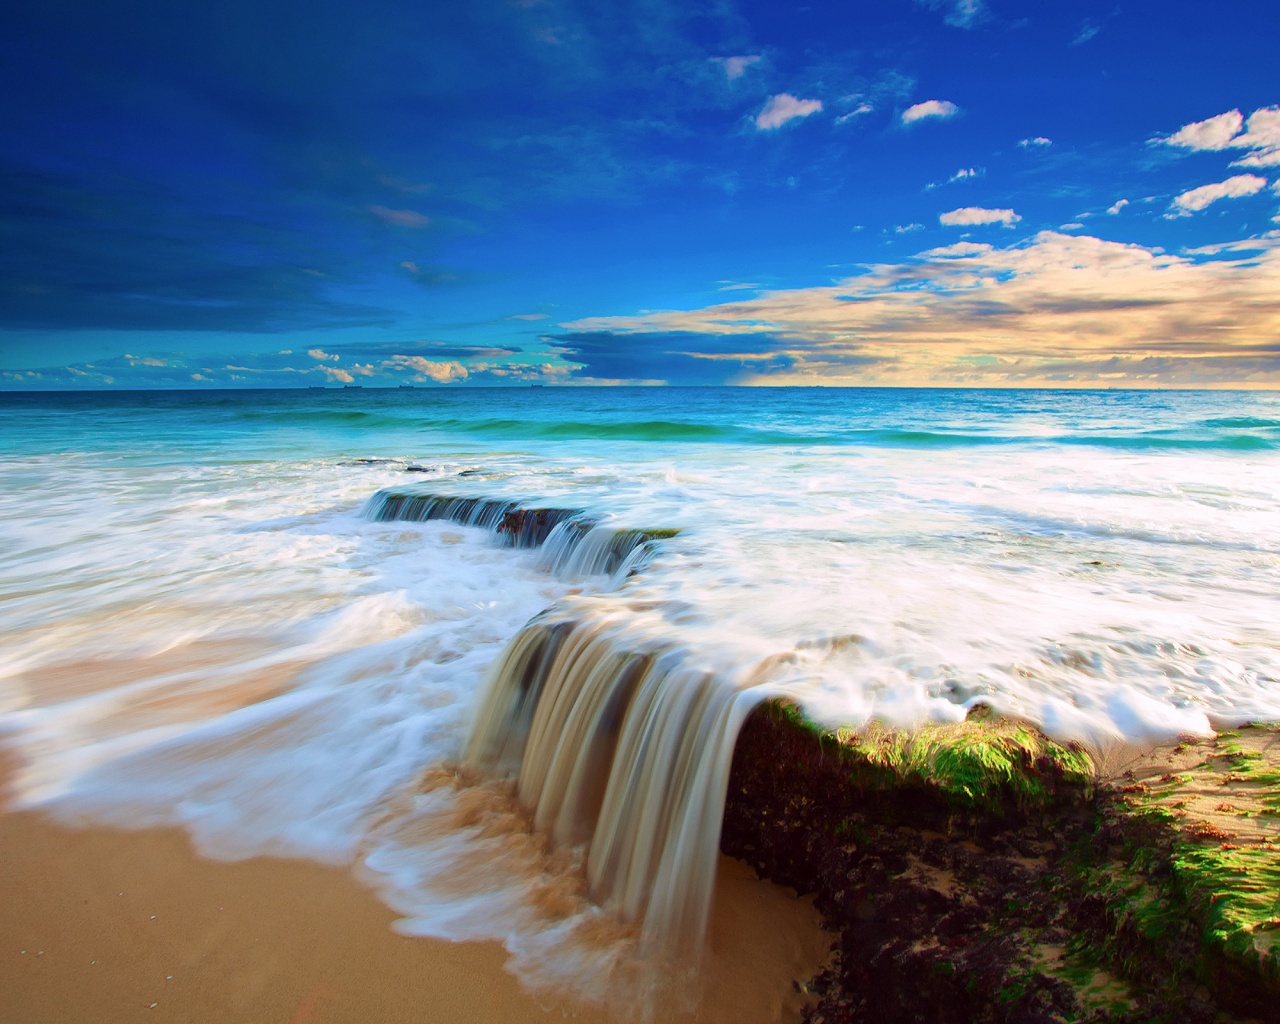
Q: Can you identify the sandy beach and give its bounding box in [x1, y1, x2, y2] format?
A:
[0, 808, 829, 1024]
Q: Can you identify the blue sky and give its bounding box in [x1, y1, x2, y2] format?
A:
[2, 0, 1278, 388]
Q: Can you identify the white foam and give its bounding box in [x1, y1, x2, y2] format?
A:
[2, 407, 1279, 994]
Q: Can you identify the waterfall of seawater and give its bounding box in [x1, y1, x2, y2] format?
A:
[464, 610, 777, 955]
[364, 487, 786, 955]
[364, 489, 663, 579]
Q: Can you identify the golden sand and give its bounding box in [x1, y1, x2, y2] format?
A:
[0, 809, 829, 1024]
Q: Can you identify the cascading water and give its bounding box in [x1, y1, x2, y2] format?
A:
[463, 606, 775, 956]
[363, 486, 788, 955]
[364, 488, 671, 579]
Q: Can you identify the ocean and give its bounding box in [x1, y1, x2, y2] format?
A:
[2, 386, 1279, 991]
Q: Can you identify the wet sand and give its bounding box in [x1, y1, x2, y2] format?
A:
[0, 809, 830, 1024]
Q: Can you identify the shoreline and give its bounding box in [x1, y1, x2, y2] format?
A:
[1, 809, 829, 1024]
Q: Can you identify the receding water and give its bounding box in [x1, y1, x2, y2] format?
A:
[2, 386, 1279, 995]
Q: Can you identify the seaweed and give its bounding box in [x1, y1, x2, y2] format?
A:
[722, 703, 1280, 1023]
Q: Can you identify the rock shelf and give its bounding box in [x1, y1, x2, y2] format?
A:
[722, 702, 1280, 1024]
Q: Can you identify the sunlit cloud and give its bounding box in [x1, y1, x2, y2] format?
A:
[718, 55, 761, 81]
[1107, 199, 1130, 215]
[926, 167, 983, 191]
[1018, 136, 1052, 148]
[940, 206, 1021, 227]
[834, 104, 873, 125]
[1158, 106, 1280, 168]
[918, 242, 993, 258]
[755, 93, 823, 130]
[560, 231, 1280, 388]
[902, 100, 959, 125]
[1160, 109, 1244, 151]
[1168, 174, 1267, 216]
[381, 355, 470, 382]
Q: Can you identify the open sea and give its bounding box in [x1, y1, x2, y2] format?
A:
[3, 386, 1280, 991]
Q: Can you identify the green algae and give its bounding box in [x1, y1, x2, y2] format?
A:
[1074, 723, 1280, 1008]
[1026, 940, 1138, 1018]
[766, 700, 1093, 814]
[1125, 726, 1280, 986]
[635, 526, 681, 540]
[741, 704, 1280, 1016]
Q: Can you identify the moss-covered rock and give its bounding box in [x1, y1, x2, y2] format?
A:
[1081, 726, 1280, 1018]
[721, 701, 1280, 1024]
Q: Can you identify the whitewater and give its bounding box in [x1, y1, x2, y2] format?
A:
[2, 386, 1279, 996]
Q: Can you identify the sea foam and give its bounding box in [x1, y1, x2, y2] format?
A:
[1, 387, 1278, 992]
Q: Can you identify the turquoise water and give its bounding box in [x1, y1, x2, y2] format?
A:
[2, 386, 1279, 987]
[4, 386, 1279, 454]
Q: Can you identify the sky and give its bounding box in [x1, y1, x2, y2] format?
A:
[1, 0, 1279, 389]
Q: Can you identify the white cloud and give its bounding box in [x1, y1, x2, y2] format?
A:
[1159, 106, 1280, 168]
[940, 206, 1021, 227]
[902, 100, 959, 125]
[563, 232, 1280, 388]
[369, 205, 431, 228]
[1232, 107, 1280, 166]
[307, 348, 339, 362]
[1169, 174, 1267, 215]
[918, 242, 994, 258]
[382, 355, 469, 383]
[925, 167, 983, 191]
[834, 104, 873, 125]
[719, 55, 760, 80]
[1232, 151, 1280, 168]
[1160, 109, 1245, 152]
[318, 366, 354, 384]
[755, 94, 823, 130]
[123, 354, 168, 367]
[895, 223, 925, 234]
[506, 313, 550, 320]
[1107, 199, 1130, 215]
[1059, 222, 1085, 231]
[917, 0, 987, 29]
[1018, 137, 1052, 148]
[1071, 20, 1100, 45]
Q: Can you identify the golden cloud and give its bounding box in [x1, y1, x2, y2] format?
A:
[563, 231, 1280, 387]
